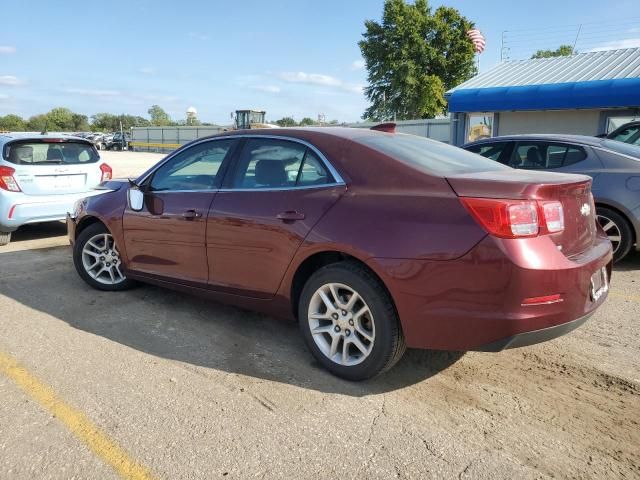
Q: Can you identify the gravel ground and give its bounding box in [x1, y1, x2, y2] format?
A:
[0, 150, 638, 479]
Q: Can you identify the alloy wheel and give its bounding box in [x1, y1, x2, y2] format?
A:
[307, 283, 375, 366]
[81, 233, 126, 285]
[597, 214, 622, 254]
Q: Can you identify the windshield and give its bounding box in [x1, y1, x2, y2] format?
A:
[355, 133, 509, 176]
[601, 139, 640, 160]
[3, 140, 99, 165]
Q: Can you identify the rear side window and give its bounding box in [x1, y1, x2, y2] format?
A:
[232, 138, 333, 189]
[355, 134, 508, 176]
[510, 142, 587, 169]
[3, 140, 99, 165]
[465, 142, 510, 163]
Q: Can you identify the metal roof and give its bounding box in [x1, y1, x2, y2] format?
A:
[448, 48, 640, 92]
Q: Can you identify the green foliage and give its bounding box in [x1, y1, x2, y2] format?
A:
[298, 117, 316, 126]
[275, 117, 297, 127]
[531, 45, 575, 59]
[0, 114, 27, 131]
[147, 105, 172, 126]
[26, 114, 49, 132]
[91, 113, 150, 131]
[359, 0, 476, 120]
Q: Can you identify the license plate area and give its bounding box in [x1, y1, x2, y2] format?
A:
[590, 266, 609, 302]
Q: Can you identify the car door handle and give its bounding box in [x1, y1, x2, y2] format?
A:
[182, 209, 202, 220]
[276, 211, 306, 222]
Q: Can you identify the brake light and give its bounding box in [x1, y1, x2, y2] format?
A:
[0, 166, 21, 192]
[461, 197, 565, 238]
[99, 163, 112, 182]
[540, 201, 564, 233]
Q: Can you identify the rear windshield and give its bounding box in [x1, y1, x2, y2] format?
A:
[3, 140, 99, 165]
[355, 133, 509, 175]
[600, 139, 640, 160]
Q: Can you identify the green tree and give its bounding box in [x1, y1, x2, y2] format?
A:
[0, 114, 26, 131]
[26, 114, 49, 132]
[275, 117, 297, 127]
[531, 45, 575, 59]
[298, 117, 316, 126]
[46, 107, 75, 130]
[147, 105, 172, 126]
[359, 0, 476, 120]
[71, 113, 90, 131]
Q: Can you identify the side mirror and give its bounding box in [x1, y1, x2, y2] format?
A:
[128, 188, 144, 211]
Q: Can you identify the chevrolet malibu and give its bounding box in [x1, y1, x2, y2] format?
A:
[68, 127, 612, 380]
[0, 133, 112, 245]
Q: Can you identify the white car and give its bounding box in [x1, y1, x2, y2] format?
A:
[0, 133, 112, 245]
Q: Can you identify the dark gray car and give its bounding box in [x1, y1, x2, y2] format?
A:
[463, 134, 640, 262]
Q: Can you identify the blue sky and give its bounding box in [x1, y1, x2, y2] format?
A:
[1, 0, 639, 124]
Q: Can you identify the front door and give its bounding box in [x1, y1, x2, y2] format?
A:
[207, 137, 345, 297]
[122, 138, 238, 284]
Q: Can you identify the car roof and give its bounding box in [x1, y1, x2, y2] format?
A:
[464, 134, 605, 148]
[0, 132, 88, 146]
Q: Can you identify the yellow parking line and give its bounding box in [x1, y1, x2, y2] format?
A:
[0, 352, 156, 480]
[610, 291, 640, 303]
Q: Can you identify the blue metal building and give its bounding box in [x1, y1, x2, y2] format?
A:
[446, 48, 640, 146]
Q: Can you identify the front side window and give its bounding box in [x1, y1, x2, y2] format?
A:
[4, 140, 99, 165]
[609, 126, 640, 145]
[150, 139, 235, 191]
[510, 142, 587, 170]
[232, 138, 332, 189]
[465, 142, 509, 163]
[466, 113, 494, 143]
[606, 116, 638, 133]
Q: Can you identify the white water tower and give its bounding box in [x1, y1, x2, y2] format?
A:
[186, 106, 198, 125]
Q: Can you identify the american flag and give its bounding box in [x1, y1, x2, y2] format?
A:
[467, 29, 486, 54]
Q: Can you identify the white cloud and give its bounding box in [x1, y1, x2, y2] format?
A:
[252, 84, 281, 93]
[138, 67, 155, 75]
[350, 59, 365, 70]
[587, 38, 640, 52]
[188, 32, 210, 41]
[277, 71, 363, 95]
[0, 46, 16, 54]
[0, 75, 22, 86]
[65, 88, 121, 97]
[0, 94, 8, 100]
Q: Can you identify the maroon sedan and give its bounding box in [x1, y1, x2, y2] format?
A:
[67, 127, 612, 380]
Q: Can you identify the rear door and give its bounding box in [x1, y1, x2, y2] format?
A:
[122, 138, 238, 284]
[207, 137, 345, 298]
[5, 139, 102, 195]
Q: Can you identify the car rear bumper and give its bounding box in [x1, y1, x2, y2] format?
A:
[474, 310, 593, 351]
[369, 232, 613, 351]
[0, 191, 99, 232]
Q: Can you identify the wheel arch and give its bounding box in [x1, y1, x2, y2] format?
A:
[75, 215, 104, 240]
[289, 249, 399, 323]
[595, 201, 637, 245]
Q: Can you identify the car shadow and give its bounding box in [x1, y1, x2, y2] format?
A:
[9, 221, 67, 242]
[0, 244, 463, 396]
[614, 250, 640, 272]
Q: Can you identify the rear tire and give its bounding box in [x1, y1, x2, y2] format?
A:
[73, 223, 136, 291]
[597, 207, 633, 262]
[298, 261, 406, 381]
[0, 231, 11, 246]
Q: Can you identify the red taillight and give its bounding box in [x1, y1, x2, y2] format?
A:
[461, 197, 565, 239]
[99, 163, 112, 182]
[540, 201, 564, 233]
[0, 166, 21, 192]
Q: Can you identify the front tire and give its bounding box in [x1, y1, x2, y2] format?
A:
[597, 207, 633, 262]
[73, 223, 136, 291]
[299, 261, 406, 381]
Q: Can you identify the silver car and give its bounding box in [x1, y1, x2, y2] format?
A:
[0, 133, 112, 245]
[463, 134, 640, 262]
